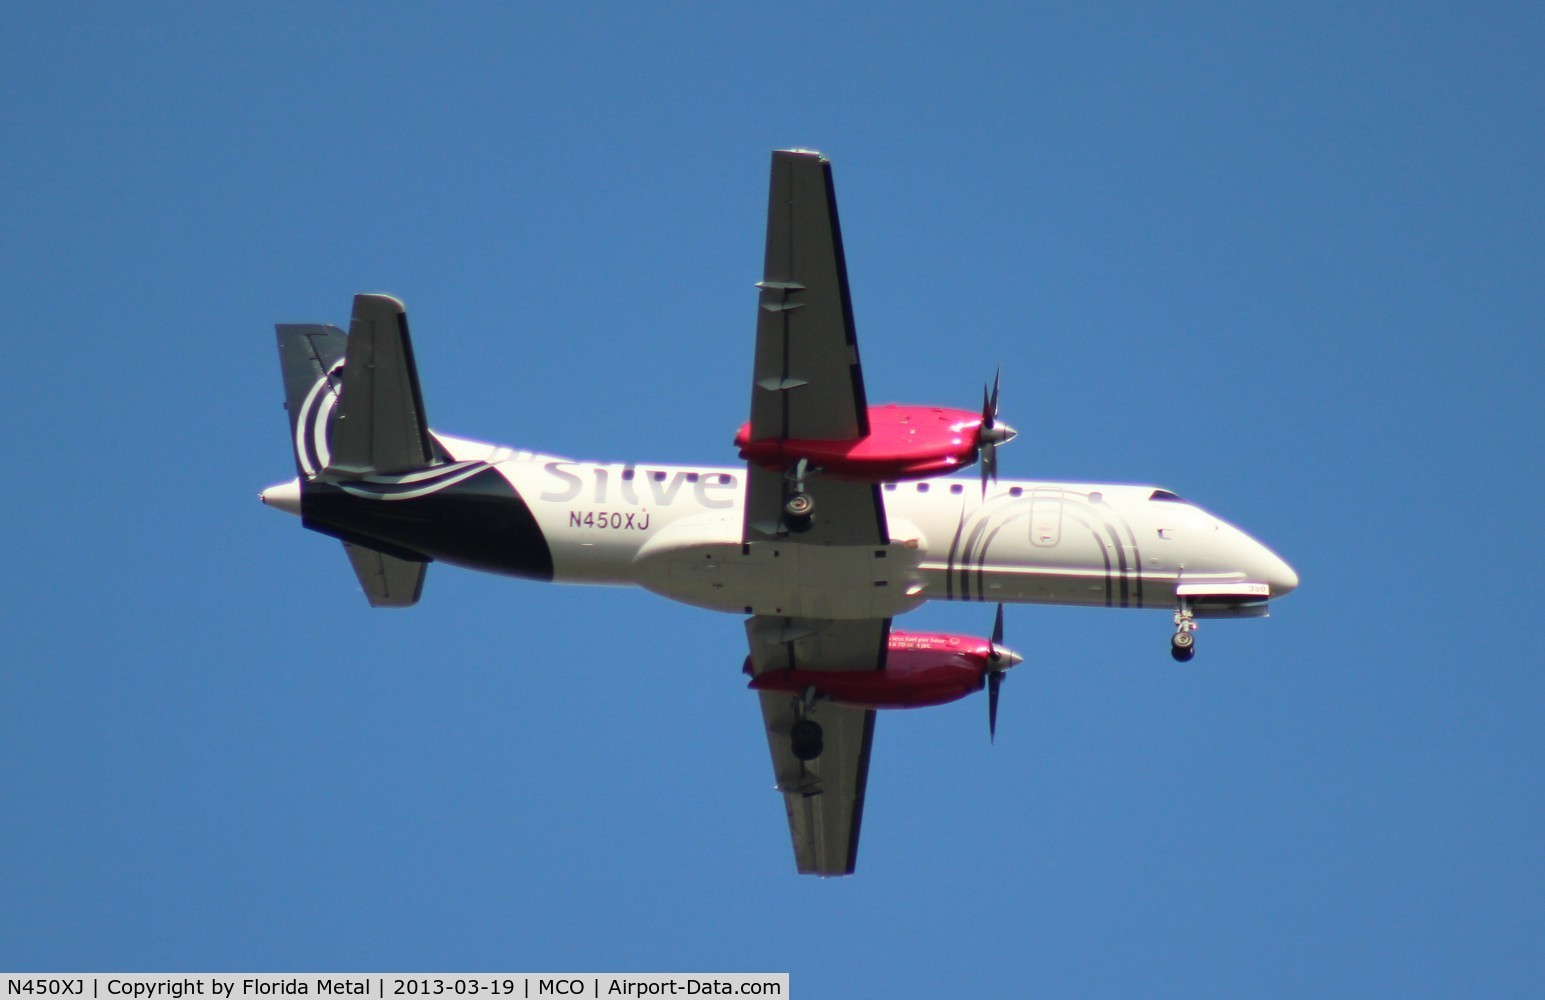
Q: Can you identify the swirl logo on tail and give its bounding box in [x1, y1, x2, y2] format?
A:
[294, 363, 488, 498]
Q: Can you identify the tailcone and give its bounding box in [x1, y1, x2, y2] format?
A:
[260, 478, 303, 516]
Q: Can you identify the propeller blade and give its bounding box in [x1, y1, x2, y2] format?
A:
[979, 369, 1004, 496]
[987, 604, 1006, 741]
[988, 670, 1001, 742]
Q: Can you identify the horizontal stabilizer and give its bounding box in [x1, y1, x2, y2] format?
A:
[343, 541, 427, 608]
[329, 294, 437, 478]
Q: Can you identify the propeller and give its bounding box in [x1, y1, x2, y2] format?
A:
[984, 603, 1021, 742]
[978, 369, 1017, 496]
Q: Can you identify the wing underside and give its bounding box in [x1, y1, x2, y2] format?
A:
[746, 615, 890, 876]
[743, 151, 889, 549]
[749, 149, 869, 444]
[739, 151, 895, 875]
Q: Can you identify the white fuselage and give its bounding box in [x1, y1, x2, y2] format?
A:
[434, 434, 1299, 620]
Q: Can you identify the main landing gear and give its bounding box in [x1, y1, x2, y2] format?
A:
[782, 458, 815, 533]
[789, 685, 825, 761]
[784, 491, 814, 518]
[1171, 598, 1197, 662]
[790, 718, 824, 761]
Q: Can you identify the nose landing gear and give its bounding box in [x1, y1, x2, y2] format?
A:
[1171, 598, 1197, 662]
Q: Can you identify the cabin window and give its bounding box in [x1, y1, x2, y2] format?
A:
[621, 469, 635, 481]
[1009, 487, 1024, 498]
[950, 484, 963, 495]
[1088, 492, 1103, 504]
[651, 471, 666, 482]
[686, 473, 698, 483]
[917, 483, 930, 493]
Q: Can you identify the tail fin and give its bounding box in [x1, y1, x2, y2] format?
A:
[275, 322, 347, 479]
[272, 294, 441, 608]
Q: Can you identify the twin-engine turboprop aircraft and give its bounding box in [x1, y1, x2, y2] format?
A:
[261, 150, 1298, 876]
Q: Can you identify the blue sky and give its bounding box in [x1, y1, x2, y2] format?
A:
[3, 3, 1542, 995]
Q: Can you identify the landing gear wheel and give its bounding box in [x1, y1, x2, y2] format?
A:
[790, 718, 824, 761]
[1170, 631, 1195, 662]
[784, 492, 814, 517]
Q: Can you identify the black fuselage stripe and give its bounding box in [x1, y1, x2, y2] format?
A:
[1061, 508, 1114, 607]
[944, 508, 970, 600]
[973, 506, 1032, 602]
[1100, 520, 1129, 607]
[1117, 513, 1144, 608]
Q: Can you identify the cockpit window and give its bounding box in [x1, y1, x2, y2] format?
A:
[1149, 490, 1186, 502]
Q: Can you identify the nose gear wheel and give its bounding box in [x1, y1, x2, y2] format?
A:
[1171, 598, 1198, 662]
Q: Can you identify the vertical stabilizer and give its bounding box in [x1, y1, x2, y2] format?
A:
[274, 323, 348, 479]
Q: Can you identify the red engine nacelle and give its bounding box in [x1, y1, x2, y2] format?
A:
[735, 404, 991, 482]
[746, 631, 1020, 711]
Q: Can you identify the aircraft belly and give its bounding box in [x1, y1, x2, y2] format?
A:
[632, 517, 926, 619]
[917, 563, 1171, 608]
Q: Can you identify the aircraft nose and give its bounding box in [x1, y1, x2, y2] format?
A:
[1259, 544, 1299, 598]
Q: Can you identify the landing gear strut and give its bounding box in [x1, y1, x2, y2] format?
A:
[1171, 598, 1197, 662]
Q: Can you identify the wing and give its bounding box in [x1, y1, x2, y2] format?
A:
[741, 152, 894, 875]
[750, 149, 869, 441]
[744, 150, 887, 547]
[746, 615, 890, 877]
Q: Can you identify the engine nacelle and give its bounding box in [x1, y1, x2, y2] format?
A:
[746, 631, 1020, 710]
[735, 404, 995, 482]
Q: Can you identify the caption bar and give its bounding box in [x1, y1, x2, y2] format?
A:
[5, 977, 787, 999]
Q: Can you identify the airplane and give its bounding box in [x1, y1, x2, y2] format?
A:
[260, 149, 1298, 876]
